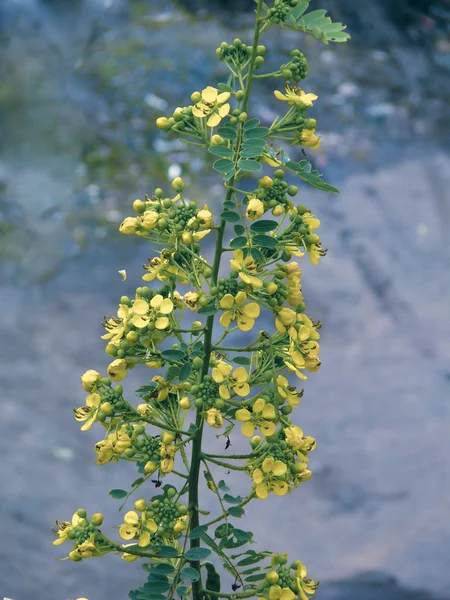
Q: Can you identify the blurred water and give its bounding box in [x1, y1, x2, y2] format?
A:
[1, 1, 450, 599]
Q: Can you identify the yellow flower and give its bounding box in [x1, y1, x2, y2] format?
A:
[53, 512, 82, 546]
[192, 86, 231, 127]
[81, 369, 101, 392]
[294, 562, 319, 600]
[296, 128, 321, 149]
[74, 392, 102, 431]
[276, 375, 303, 409]
[212, 361, 250, 399]
[252, 457, 289, 500]
[107, 358, 128, 382]
[141, 210, 160, 230]
[235, 398, 277, 437]
[269, 585, 297, 600]
[184, 291, 201, 311]
[219, 291, 260, 332]
[274, 84, 318, 107]
[119, 510, 157, 547]
[76, 539, 102, 558]
[160, 441, 176, 473]
[284, 425, 306, 452]
[230, 249, 262, 289]
[188, 206, 214, 229]
[275, 307, 297, 334]
[206, 407, 223, 428]
[246, 197, 265, 221]
[119, 216, 139, 235]
[95, 427, 131, 465]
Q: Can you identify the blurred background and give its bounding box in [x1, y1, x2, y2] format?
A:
[1, 0, 450, 598]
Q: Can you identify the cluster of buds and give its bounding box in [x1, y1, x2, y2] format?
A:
[280, 49, 309, 82]
[266, 0, 300, 23]
[53, 509, 107, 562]
[258, 556, 319, 600]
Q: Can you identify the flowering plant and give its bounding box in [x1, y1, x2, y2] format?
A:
[53, 1, 349, 599]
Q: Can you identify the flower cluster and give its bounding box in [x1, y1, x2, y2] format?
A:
[54, 1, 350, 598]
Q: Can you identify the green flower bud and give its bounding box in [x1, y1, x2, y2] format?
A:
[256, 44, 266, 56]
[77, 508, 87, 518]
[191, 91, 202, 103]
[172, 177, 185, 192]
[274, 169, 285, 179]
[91, 513, 104, 526]
[133, 199, 146, 213]
[236, 90, 245, 101]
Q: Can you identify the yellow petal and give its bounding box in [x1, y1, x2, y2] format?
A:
[218, 362, 233, 376]
[155, 316, 169, 330]
[242, 302, 260, 318]
[237, 316, 254, 332]
[212, 367, 225, 383]
[124, 511, 139, 525]
[219, 384, 231, 400]
[220, 294, 235, 309]
[256, 482, 269, 499]
[218, 103, 230, 118]
[192, 105, 206, 118]
[280, 588, 296, 600]
[235, 291, 247, 306]
[262, 404, 276, 419]
[220, 311, 233, 329]
[274, 90, 288, 101]
[119, 524, 137, 540]
[236, 408, 252, 422]
[272, 481, 289, 496]
[233, 367, 248, 383]
[206, 113, 222, 128]
[80, 414, 96, 431]
[202, 86, 218, 103]
[253, 468, 263, 484]
[261, 421, 276, 437]
[150, 294, 163, 309]
[298, 325, 310, 341]
[272, 460, 287, 476]
[253, 398, 265, 413]
[262, 457, 275, 473]
[86, 393, 101, 408]
[234, 382, 250, 397]
[159, 298, 174, 315]
[132, 314, 150, 328]
[146, 518, 158, 533]
[139, 531, 150, 547]
[241, 421, 255, 437]
[269, 586, 282, 600]
[133, 298, 149, 315]
[217, 91, 231, 104]
[118, 269, 127, 281]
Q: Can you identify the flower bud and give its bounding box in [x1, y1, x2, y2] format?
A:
[81, 370, 101, 392]
[179, 396, 191, 410]
[172, 177, 185, 192]
[272, 205, 284, 216]
[266, 282, 278, 295]
[250, 435, 262, 449]
[134, 498, 146, 512]
[107, 359, 127, 382]
[174, 519, 186, 533]
[246, 197, 265, 221]
[259, 175, 273, 189]
[100, 401, 114, 416]
[144, 460, 158, 474]
[69, 550, 82, 562]
[162, 432, 175, 444]
[133, 199, 146, 213]
[91, 513, 104, 526]
[182, 231, 193, 245]
[190, 91, 202, 103]
[266, 571, 279, 584]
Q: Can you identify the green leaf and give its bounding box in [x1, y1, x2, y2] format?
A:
[209, 146, 234, 158]
[244, 126, 270, 139]
[161, 349, 186, 361]
[230, 236, 247, 249]
[223, 168, 236, 182]
[248, 247, 265, 264]
[151, 564, 176, 575]
[245, 573, 267, 582]
[142, 582, 171, 594]
[242, 567, 262, 575]
[218, 480, 230, 491]
[227, 506, 245, 518]
[150, 545, 180, 558]
[223, 493, 244, 504]
[250, 220, 278, 233]
[233, 356, 251, 365]
[177, 586, 189, 597]
[232, 528, 252, 542]
[131, 477, 144, 487]
[197, 305, 218, 316]
[223, 200, 236, 209]
[185, 547, 211, 561]
[240, 147, 264, 159]
[234, 224, 245, 235]
[109, 488, 128, 499]
[214, 158, 235, 174]
[286, 160, 340, 193]
[289, 0, 309, 19]
[179, 363, 191, 381]
[181, 567, 201, 582]
[215, 523, 233, 539]
[217, 126, 237, 140]
[220, 210, 241, 223]
[165, 366, 180, 381]
[217, 83, 234, 92]
[295, 8, 350, 45]
[189, 525, 208, 539]
[252, 234, 278, 249]
[243, 118, 260, 130]
[237, 158, 262, 172]
[236, 552, 267, 566]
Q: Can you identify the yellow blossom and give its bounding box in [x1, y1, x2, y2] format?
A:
[74, 392, 102, 431]
[219, 291, 260, 332]
[119, 216, 139, 235]
[119, 510, 157, 547]
[212, 361, 250, 399]
[274, 84, 318, 107]
[95, 428, 131, 465]
[246, 197, 265, 221]
[160, 441, 175, 473]
[269, 585, 297, 600]
[275, 307, 297, 334]
[192, 86, 231, 127]
[284, 425, 306, 452]
[141, 210, 160, 230]
[230, 249, 262, 289]
[184, 291, 202, 311]
[235, 398, 277, 437]
[296, 128, 321, 149]
[294, 562, 319, 600]
[206, 407, 223, 428]
[53, 512, 82, 546]
[107, 358, 128, 382]
[252, 457, 289, 500]
[276, 375, 303, 409]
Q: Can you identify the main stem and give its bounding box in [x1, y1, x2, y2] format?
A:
[188, 3, 264, 599]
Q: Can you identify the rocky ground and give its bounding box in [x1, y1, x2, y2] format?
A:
[1, 1, 450, 599]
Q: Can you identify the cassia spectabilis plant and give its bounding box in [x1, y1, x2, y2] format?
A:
[53, 1, 350, 599]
